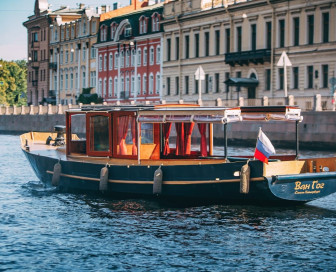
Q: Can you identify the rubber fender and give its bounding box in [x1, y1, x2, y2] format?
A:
[153, 167, 163, 195]
[99, 167, 109, 192]
[52, 162, 61, 187]
[240, 162, 250, 194]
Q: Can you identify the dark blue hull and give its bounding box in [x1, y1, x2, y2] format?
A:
[23, 150, 336, 204]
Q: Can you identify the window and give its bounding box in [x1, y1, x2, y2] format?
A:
[185, 35, 190, 59]
[104, 54, 107, 71]
[121, 51, 124, 68]
[279, 68, 284, 90]
[75, 72, 78, 89]
[111, 23, 117, 40]
[204, 32, 209, 56]
[70, 47, 74, 62]
[185, 76, 189, 95]
[156, 73, 160, 94]
[131, 76, 135, 95]
[322, 13, 329, 43]
[215, 30, 220, 55]
[139, 16, 147, 34]
[175, 76, 179, 95]
[143, 48, 147, 65]
[166, 77, 171, 96]
[175, 37, 179, 60]
[82, 47, 86, 61]
[115, 52, 119, 68]
[109, 53, 113, 70]
[322, 65, 328, 88]
[149, 73, 154, 94]
[126, 76, 129, 94]
[215, 73, 220, 93]
[251, 24, 256, 51]
[152, 13, 160, 32]
[100, 26, 107, 41]
[65, 73, 68, 90]
[293, 67, 299, 89]
[90, 71, 96, 87]
[225, 72, 230, 94]
[194, 77, 199, 94]
[121, 77, 124, 93]
[150, 46, 154, 65]
[108, 77, 112, 97]
[279, 19, 285, 48]
[60, 73, 63, 90]
[167, 38, 171, 61]
[205, 74, 209, 93]
[99, 55, 102, 71]
[195, 33, 200, 57]
[225, 28, 230, 53]
[156, 46, 161, 64]
[65, 50, 69, 63]
[98, 79, 102, 96]
[115, 115, 137, 156]
[307, 66, 313, 88]
[91, 21, 96, 34]
[236, 27, 242, 52]
[293, 17, 300, 46]
[143, 74, 147, 94]
[265, 69, 271, 91]
[114, 77, 118, 97]
[131, 49, 135, 67]
[307, 15, 314, 45]
[137, 48, 141, 66]
[126, 50, 130, 67]
[83, 71, 86, 88]
[266, 22, 272, 49]
[87, 114, 110, 155]
[137, 74, 141, 95]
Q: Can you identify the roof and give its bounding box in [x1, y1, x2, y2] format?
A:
[224, 77, 259, 87]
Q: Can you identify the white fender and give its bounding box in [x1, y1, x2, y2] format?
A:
[99, 167, 109, 192]
[240, 161, 250, 194]
[52, 162, 61, 187]
[153, 166, 163, 195]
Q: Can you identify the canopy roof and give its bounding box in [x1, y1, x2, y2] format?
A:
[224, 77, 259, 87]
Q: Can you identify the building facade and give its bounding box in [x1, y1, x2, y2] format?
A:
[23, 0, 51, 106]
[162, 0, 336, 103]
[95, 1, 164, 104]
[49, 5, 103, 105]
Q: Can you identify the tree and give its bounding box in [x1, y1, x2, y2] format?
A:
[0, 59, 27, 106]
[77, 87, 103, 104]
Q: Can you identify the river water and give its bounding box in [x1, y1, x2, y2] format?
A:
[0, 134, 336, 271]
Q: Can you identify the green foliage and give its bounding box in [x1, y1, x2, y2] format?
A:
[0, 59, 27, 106]
[77, 88, 103, 104]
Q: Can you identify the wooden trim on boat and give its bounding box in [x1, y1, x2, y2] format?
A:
[46, 170, 265, 185]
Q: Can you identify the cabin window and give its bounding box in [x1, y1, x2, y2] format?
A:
[86, 113, 112, 157]
[89, 115, 110, 152]
[162, 122, 208, 157]
[141, 123, 154, 144]
[67, 113, 87, 155]
[115, 115, 137, 157]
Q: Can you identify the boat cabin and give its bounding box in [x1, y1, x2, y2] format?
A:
[65, 104, 242, 162]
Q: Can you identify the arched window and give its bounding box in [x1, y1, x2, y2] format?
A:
[137, 48, 142, 66]
[137, 74, 141, 95]
[103, 78, 107, 97]
[131, 76, 135, 95]
[114, 77, 118, 97]
[152, 13, 160, 32]
[126, 75, 130, 94]
[109, 53, 113, 70]
[131, 49, 135, 67]
[120, 51, 124, 68]
[121, 76, 124, 93]
[143, 74, 147, 94]
[150, 46, 154, 65]
[98, 79, 102, 96]
[156, 46, 161, 64]
[143, 47, 147, 66]
[126, 50, 130, 67]
[99, 55, 102, 71]
[149, 73, 154, 94]
[114, 52, 119, 68]
[156, 73, 160, 94]
[111, 22, 117, 40]
[108, 77, 112, 97]
[104, 54, 107, 71]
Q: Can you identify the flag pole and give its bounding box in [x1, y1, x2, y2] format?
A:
[253, 127, 262, 160]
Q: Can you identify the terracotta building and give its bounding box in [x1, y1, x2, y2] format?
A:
[95, 1, 164, 104]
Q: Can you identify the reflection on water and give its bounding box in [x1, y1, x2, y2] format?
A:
[0, 134, 336, 271]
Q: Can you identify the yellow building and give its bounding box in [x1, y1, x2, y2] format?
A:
[162, 0, 336, 103]
[49, 5, 104, 105]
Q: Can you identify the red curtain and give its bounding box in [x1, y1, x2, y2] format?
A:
[163, 123, 172, 155]
[131, 116, 137, 156]
[175, 123, 184, 156]
[198, 123, 207, 157]
[184, 123, 195, 155]
[118, 116, 129, 155]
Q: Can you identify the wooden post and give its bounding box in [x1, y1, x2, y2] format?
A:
[209, 123, 213, 156]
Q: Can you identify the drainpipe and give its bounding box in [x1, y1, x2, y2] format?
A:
[267, 0, 275, 97]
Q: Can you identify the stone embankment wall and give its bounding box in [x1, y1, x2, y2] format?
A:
[0, 103, 335, 150]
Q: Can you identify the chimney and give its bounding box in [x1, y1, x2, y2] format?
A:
[79, 3, 85, 9]
[101, 5, 106, 13]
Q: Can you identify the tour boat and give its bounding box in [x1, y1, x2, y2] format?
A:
[20, 105, 336, 204]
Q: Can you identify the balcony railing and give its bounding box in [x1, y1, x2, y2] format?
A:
[120, 91, 129, 100]
[49, 62, 57, 70]
[225, 49, 271, 66]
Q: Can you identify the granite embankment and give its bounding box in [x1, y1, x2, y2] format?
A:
[0, 111, 335, 150]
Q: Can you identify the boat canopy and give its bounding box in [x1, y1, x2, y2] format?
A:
[137, 107, 242, 124]
[240, 106, 302, 122]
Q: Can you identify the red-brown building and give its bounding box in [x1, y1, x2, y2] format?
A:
[95, 1, 164, 104]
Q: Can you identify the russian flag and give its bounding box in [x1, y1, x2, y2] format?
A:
[254, 129, 275, 164]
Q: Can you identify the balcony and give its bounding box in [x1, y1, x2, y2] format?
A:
[32, 80, 38, 87]
[49, 62, 57, 70]
[225, 49, 271, 66]
[31, 41, 40, 49]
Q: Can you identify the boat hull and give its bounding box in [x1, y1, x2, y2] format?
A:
[23, 150, 336, 204]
